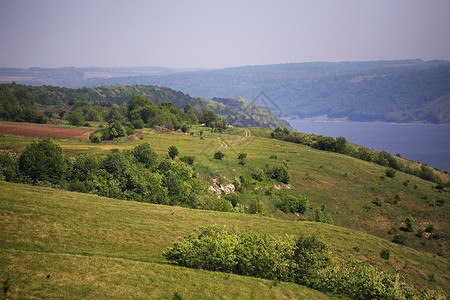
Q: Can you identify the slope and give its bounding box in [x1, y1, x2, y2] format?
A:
[0, 181, 448, 299]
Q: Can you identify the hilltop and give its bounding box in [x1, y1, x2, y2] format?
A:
[1, 60, 450, 124]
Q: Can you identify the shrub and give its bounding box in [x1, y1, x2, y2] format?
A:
[89, 132, 102, 143]
[385, 168, 396, 178]
[19, 139, 66, 184]
[425, 224, 435, 233]
[380, 249, 390, 260]
[164, 226, 425, 299]
[168, 146, 179, 159]
[67, 111, 85, 126]
[372, 197, 382, 207]
[251, 169, 265, 181]
[266, 161, 291, 184]
[132, 143, 158, 169]
[180, 156, 195, 165]
[214, 151, 225, 160]
[314, 209, 333, 224]
[392, 234, 406, 245]
[238, 153, 247, 160]
[405, 215, 415, 232]
[277, 194, 308, 214]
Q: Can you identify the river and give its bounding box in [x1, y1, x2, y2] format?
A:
[289, 121, 450, 172]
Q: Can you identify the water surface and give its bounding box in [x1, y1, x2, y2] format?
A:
[289, 121, 450, 171]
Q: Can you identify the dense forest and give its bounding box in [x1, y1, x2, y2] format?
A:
[1, 60, 449, 123]
[0, 83, 291, 129]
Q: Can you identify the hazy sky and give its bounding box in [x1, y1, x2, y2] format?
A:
[1, 0, 449, 68]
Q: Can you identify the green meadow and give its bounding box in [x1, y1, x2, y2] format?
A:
[0, 125, 448, 298]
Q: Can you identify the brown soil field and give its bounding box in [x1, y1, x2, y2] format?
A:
[0, 122, 93, 140]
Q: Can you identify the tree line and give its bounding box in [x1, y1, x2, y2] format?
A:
[271, 127, 447, 185]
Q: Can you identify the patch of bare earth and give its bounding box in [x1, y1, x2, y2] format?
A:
[0, 122, 92, 140]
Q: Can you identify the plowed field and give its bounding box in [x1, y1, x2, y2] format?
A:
[0, 122, 93, 140]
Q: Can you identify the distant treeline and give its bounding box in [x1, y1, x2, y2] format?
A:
[271, 127, 448, 185]
[0, 83, 292, 129]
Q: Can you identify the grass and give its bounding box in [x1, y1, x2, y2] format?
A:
[0, 181, 448, 298]
[0, 125, 448, 258]
[0, 123, 449, 297]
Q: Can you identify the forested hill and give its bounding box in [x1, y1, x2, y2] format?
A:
[0, 83, 291, 129]
[84, 60, 450, 124]
[1, 60, 450, 123]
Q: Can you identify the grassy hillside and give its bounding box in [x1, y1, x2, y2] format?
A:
[1, 122, 448, 297]
[0, 123, 448, 257]
[0, 181, 448, 299]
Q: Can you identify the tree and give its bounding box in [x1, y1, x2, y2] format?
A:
[168, 146, 179, 159]
[200, 108, 217, 127]
[101, 149, 129, 174]
[67, 111, 85, 126]
[214, 151, 225, 160]
[132, 143, 158, 169]
[18, 139, 66, 184]
[405, 215, 415, 232]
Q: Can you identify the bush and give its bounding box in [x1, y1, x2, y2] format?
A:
[266, 161, 291, 184]
[18, 139, 66, 184]
[132, 143, 158, 169]
[67, 111, 84, 126]
[385, 168, 396, 178]
[180, 156, 195, 165]
[214, 151, 225, 160]
[392, 234, 406, 245]
[425, 224, 435, 233]
[164, 226, 426, 299]
[372, 197, 382, 207]
[380, 249, 390, 260]
[277, 194, 308, 214]
[251, 169, 265, 181]
[405, 215, 415, 232]
[168, 146, 179, 159]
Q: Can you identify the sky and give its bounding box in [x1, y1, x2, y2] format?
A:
[1, 0, 449, 69]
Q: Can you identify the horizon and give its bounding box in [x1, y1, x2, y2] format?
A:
[1, 0, 450, 69]
[1, 58, 449, 71]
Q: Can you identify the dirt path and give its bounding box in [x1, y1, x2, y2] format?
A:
[217, 137, 229, 149]
[244, 128, 251, 137]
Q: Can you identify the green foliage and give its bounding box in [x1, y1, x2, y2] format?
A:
[277, 194, 308, 214]
[405, 215, 415, 232]
[3, 277, 10, 296]
[238, 153, 247, 160]
[67, 111, 85, 126]
[380, 249, 390, 260]
[0, 86, 47, 123]
[314, 209, 333, 224]
[180, 155, 195, 165]
[425, 224, 435, 234]
[213, 151, 225, 160]
[385, 168, 396, 178]
[372, 197, 383, 207]
[0, 151, 21, 182]
[266, 160, 291, 184]
[392, 234, 406, 245]
[251, 169, 265, 181]
[168, 146, 179, 159]
[18, 139, 66, 184]
[164, 226, 426, 299]
[132, 143, 158, 169]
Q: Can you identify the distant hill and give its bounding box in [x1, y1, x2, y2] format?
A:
[1, 59, 450, 124]
[0, 83, 291, 129]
